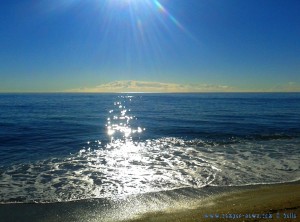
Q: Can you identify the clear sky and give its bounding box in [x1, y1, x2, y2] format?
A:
[0, 0, 299, 92]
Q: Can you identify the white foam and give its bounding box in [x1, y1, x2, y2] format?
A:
[0, 137, 299, 203]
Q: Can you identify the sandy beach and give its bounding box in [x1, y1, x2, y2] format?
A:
[129, 182, 300, 222]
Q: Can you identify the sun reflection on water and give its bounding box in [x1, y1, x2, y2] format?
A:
[0, 95, 219, 203]
[106, 95, 145, 141]
[2, 95, 298, 204]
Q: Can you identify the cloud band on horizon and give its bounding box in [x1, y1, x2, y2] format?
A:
[67, 80, 234, 93]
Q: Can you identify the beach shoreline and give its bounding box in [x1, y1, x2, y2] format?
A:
[0, 181, 299, 222]
[128, 181, 300, 222]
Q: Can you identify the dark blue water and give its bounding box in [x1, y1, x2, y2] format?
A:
[0, 93, 299, 203]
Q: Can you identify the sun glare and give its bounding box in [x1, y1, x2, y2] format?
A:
[108, 0, 184, 29]
[110, 0, 145, 7]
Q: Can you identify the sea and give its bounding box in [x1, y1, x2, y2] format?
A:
[0, 93, 300, 205]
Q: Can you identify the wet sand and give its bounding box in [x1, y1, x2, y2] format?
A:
[129, 182, 300, 222]
[0, 182, 299, 222]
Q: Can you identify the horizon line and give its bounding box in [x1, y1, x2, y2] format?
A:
[0, 91, 300, 94]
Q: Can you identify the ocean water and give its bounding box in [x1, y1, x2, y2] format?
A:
[0, 93, 299, 203]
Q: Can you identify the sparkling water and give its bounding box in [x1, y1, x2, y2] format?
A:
[0, 93, 299, 203]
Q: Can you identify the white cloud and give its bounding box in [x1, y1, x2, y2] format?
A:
[67, 80, 234, 93]
[268, 82, 300, 92]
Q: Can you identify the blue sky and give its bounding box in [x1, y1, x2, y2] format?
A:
[0, 0, 299, 92]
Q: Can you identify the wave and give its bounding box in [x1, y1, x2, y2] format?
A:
[0, 136, 299, 203]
